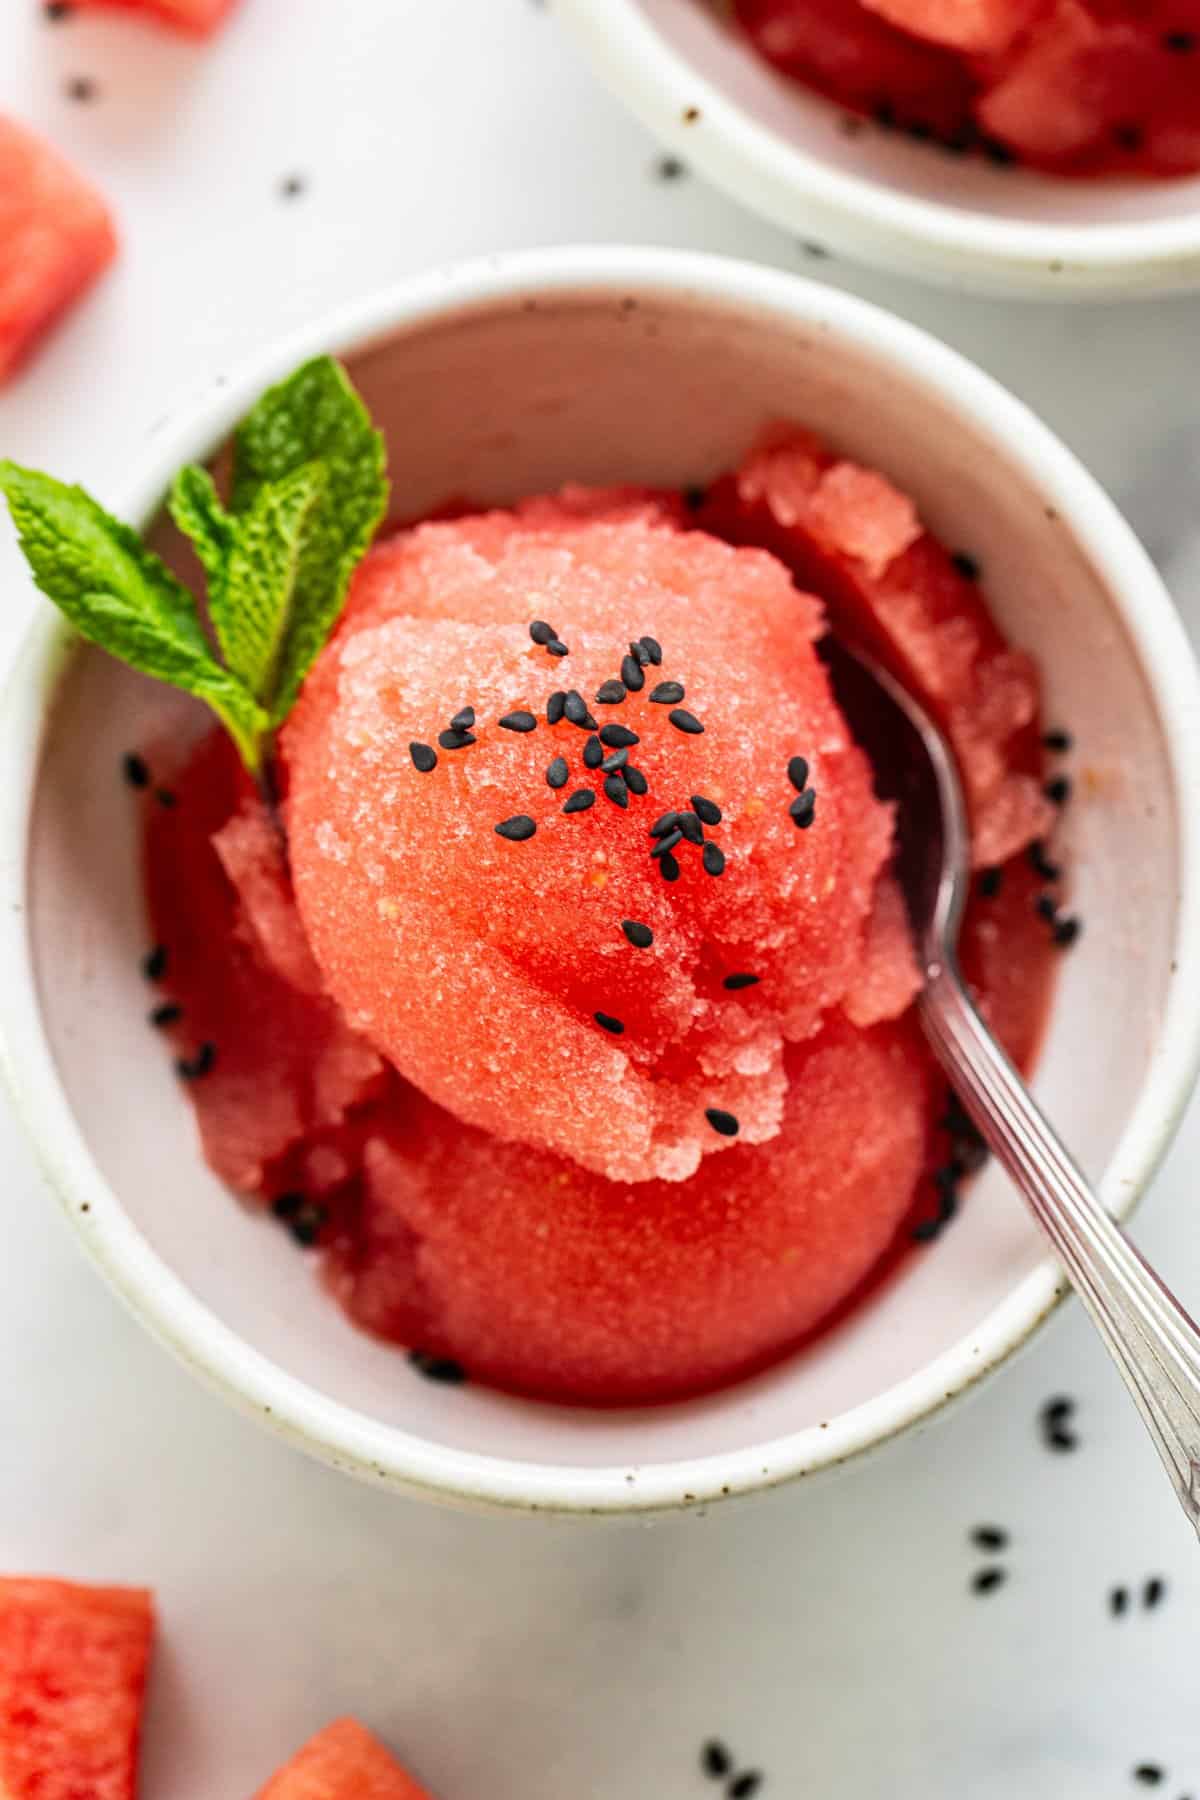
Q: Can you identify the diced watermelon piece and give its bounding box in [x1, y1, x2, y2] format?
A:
[0, 116, 116, 384]
[733, 0, 978, 136]
[860, 0, 1048, 53]
[699, 429, 1053, 869]
[976, 0, 1200, 172]
[69, 0, 240, 35]
[144, 732, 385, 1195]
[254, 1718, 433, 1800]
[0, 1577, 154, 1800]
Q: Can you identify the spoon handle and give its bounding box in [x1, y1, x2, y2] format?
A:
[922, 962, 1200, 1540]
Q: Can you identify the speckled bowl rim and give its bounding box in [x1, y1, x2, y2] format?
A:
[555, 0, 1200, 296]
[2, 247, 1199, 1515]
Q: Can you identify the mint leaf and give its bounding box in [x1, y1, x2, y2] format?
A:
[0, 462, 268, 773]
[209, 461, 325, 704]
[230, 356, 388, 723]
[169, 464, 233, 589]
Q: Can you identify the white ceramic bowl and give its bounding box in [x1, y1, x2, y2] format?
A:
[2, 246, 1199, 1515]
[556, 0, 1200, 296]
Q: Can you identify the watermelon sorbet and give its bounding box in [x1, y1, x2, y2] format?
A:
[143, 426, 1067, 1405]
[734, 0, 1200, 176]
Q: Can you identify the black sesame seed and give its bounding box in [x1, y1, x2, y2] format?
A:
[702, 843, 726, 877]
[1144, 1576, 1166, 1609]
[659, 852, 680, 882]
[438, 728, 476, 750]
[977, 866, 1004, 899]
[565, 691, 596, 729]
[912, 1216, 945, 1243]
[546, 639, 570, 658]
[600, 747, 629, 774]
[1164, 28, 1196, 48]
[149, 1001, 182, 1029]
[789, 790, 817, 829]
[702, 1741, 732, 1779]
[1042, 728, 1073, 753]
[547, 755, 569, 789]
[450, 706, 476, 732]
[176, 1042, 217, 1081]
[676, 812, 703, 845]
[873, 100, 896, 129]
[562, 790, 595, 814]
[691, 794, 722, 825]
[409, 741, 438, 773]
[408, 1350, 467, 1385]
[495, 815, 536, 842]
[620, 654, 646, 693]
[669, 708, 704, 735]
[629, 639, 650, 667]
[1047, 1426, 1078, 1452]
[1028, 840, 1061, 882]
[547, 691, 567, 725]
[1035, 893, 1059, 922]
[639, 636, 663, 665]
[603, 775, 630, 809]
[1110, 1586, 1130, 1616]
[1053, 916, 1081, 949]
[787, 756, 810, 793]
[142, 945, 168, 982]
[971, 1526, 1009, 1551]
[683, 486, 707, 513]
[651, 829, 684, 858]
[155, 788, 177, 809]
[934, 1160, 964, 1192]
[906, 119, 933, 141]
[625, 766, 648, 796]
[529, 620, 557, 646]
[122, 752, 150, 789]
[1042, 1395, 1075, 1424]
[600, 723, 639, 749]
[1133, 1768, 1165, 1788]
[44, 2, 75, 18]
[728, 1775, 762, 1799]
[705, 1107, 739, 1137]
[972, 1567, 1007, 1594]
[651, 812, 681, 837]
[594, 1011, 625, 1035]
[288, 1199, 327, 1247]
[596, 679, 627, 705]
[723, 973, 759, 991]
[1044, 775, 1071, 806]
[650, 680, 685, 704]
[1112, 121, 1145, 152]
[622, 920, 654, 949]
[583, 736, 604, 770]
[278, 173, 306, 200]
[982, 136, 1017, 164]
[951, 550, 981, 581]
[655, 153, 687, 181]
[271, 1192, 303, 1221]
[66, 75, 98, 102]
[499, 710, 537, 733]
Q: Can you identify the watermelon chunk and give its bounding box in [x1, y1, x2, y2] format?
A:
[0, 116, 116, 384]
[699, 428, 1053, 869]
[0, 1577, 154, 1800]
[733, 0, 978, 136]
[254, 1718, 433, 1800]
[69, 0, 240, 35]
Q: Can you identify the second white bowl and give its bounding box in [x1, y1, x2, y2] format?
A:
[557, 0, 1200, 296]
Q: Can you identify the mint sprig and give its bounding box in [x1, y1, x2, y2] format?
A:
[0, 355, 389, 778]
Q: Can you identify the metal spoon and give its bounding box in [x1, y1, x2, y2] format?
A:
[824, 636, 1200, 1540]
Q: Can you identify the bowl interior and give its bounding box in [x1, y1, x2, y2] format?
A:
[21, 278, 1183, 1494]
[633, 0, 1200, 231]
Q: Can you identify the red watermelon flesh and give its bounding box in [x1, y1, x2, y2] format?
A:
[283, 510, 894, 1186]
[69, 0, 240, 35]
[0, 1577, 154, 1800]
[699, 428, 1054, 870]
[254, 1718, 433, 1800]
[734, 0, 1200, 172]
[734, 0, 978, 133]
[144, 732, 385, 1195]
[0, 116, 116, 385]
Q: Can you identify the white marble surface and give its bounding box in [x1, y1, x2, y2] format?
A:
[2, 3, 1200, 1795]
